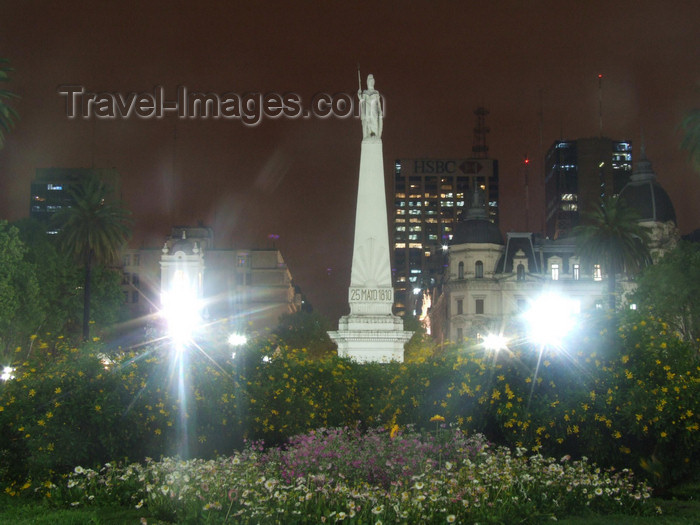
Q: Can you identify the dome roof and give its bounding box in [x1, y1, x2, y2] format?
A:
[451, 189, 504, 245]
[619, 149, 676, 224]
[166, 231, 200, 255]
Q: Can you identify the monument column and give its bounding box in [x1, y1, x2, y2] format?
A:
[328, 74, 413, 362]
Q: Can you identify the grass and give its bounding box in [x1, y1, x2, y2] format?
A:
[1, 486, 698, 524]
[0, 498, 164, 524]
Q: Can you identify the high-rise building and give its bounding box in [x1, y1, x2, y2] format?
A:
[392, 157, 499, 316]
[544, 138, 632, 239]
[30, 167, 121, 232]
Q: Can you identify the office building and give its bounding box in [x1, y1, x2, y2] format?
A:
[544, 138, 632, 239]
[30, 168, 121, 232]
[392, 156, 499, 317]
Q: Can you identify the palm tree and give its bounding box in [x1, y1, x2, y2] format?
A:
[52, 175, 131, 340]
[0, 58, 19, 149]
[573, 196, 651, 310]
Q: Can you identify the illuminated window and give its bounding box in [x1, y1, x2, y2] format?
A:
[394, 242, 406, 248]
[475, 261, 484, 279]
[517, 263, 525, 281]
[593, 264, 602, 281]
[573, 264, 580, 280]
[551, 263, 559, 281]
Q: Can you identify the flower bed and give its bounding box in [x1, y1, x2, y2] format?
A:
[49, 426, 655, 524]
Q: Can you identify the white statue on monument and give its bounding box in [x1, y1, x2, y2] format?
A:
[328, 71, 412, 363]
[358, 73, 383, 140]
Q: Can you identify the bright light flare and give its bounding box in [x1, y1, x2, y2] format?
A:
[228, 333, 248, 346]
[161, 285, 201, 347]
[482, 333, 508, 352]
[1, 366, 15, 381]
[523, 294, 580, 347]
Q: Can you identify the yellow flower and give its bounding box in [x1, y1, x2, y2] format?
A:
[28, 389, 36, 398]
[54, 387, 61, 394]
[430, 415, 445, 423]
[390, 424, 400, 439]
[94, 405, 101, 412]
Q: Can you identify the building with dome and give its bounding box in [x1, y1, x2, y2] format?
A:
[434, 146, 680, 343]
[436, 188, 609, 343]
[619, 147, 679, 262]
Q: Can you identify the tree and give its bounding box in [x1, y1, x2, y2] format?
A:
[272, 311, 336, 360]
[680, 106, 700, 171]
[632, 241, 700, 342]
[0, 221, 42, 354]
[52, 176, 131, 340]
[0, 58, 19, 149]
[13, 218, 82, 336]
[573, 196, 651, 309]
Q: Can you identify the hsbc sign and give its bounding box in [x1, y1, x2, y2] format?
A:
[409, 159, 491, 175]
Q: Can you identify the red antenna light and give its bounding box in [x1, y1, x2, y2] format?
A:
[598, 74, 603, 79]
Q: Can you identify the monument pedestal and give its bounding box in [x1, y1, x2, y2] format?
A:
[329, 81, 413, 363]
[329, 286, 413, 363]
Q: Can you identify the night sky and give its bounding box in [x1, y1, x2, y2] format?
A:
[1, 1, 699, 321]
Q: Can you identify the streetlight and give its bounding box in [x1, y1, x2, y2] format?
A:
[161, 279, 201, 348]
[523, 293, 579, 348]
[228, 333, 248, 359]
[1, 366, 14, 381]
[482, 333, 508, 352]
